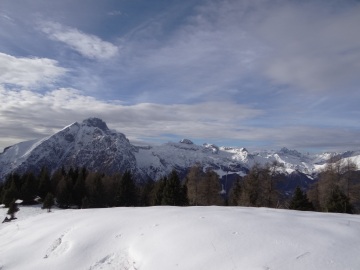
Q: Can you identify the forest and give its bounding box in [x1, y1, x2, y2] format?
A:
[0, 158, 359, 214]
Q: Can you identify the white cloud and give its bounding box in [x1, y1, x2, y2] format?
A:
[40, 21, 119, 60]
[0, 53, 67, 88]
[1, 87, 359, 153]
[0, 87, 261, 151]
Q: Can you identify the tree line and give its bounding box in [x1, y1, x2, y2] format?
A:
[0, 159, 359, 214]
[228, 159, 360, 213]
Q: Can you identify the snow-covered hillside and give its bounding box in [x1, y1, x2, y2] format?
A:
[0, 206, 360, 270]
[1, 118, 360, 182]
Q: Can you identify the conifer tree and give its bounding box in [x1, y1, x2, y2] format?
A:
[86, 173, 106, 208]
[326, 185, 353, 213]
[56, 176, 73, 208]
[139, 179, 155, 206]
[73, 167, 87, 208]
[2, 177, 20, 207]
[20, 172, 38, 204]
[38, 166, 51, 200]
[43, 193, 55, 212]
[229, 177, 242, 206]
[81, 196, 90, 209]
[153, 177, 167, 205]
[115, 171, 137, 206]
[289, 186, 314, 211]
[7, 199, 19, 219]
[161, 170, 181, 205]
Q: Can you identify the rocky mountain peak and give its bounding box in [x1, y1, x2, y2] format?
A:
[81, 118, 109, 131]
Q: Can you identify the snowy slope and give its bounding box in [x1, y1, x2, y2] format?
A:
[1, 118, 360, 182]
[0, 206, 360, 270]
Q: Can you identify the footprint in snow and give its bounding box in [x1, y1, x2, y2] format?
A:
[88, 252, 137, 270]
[44, 228, 72, 259]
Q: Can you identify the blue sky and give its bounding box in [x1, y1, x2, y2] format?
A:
[0, 0, 360, 152]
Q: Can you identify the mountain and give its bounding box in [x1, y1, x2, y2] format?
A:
[1, 118, 360, 186]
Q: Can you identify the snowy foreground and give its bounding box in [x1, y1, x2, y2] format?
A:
[1, 206, 360, 270]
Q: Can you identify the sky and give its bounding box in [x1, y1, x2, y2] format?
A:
[0, 0, 360, 153]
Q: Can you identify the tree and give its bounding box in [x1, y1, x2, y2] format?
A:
[115, 171, 138, 207]
[20, 172, 38, 204]
[81, 196, 90, 209]
[240, 164, 262, 206]
[229, 177, 242, 206]
[56, 176, 72, 208]
[289, 186, 314, 211]
[153, 177, 167, 205]
[262, 161, 283, 208]
[43, 193, 55, 212]
[139, 179, 155, 206]
[72, 167, 87, 208]
[202, 170, 223, 205]
[86, 172, 106, 208]
[326, 185, 353, 213]
[185, 166, 222, 206]
[2, 176, 20, 207]
[162, 170, 182, 205]
[186, 165, 203, 206]
[38, 166, 51, 199]
[7, 199, 19, 219]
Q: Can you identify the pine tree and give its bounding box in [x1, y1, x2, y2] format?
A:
[289, 186, 314, 211]
[38, 166, 51, 200]
[161, 170, 181, 205]
[229, 177, 242, 206]
[20, 172, 38, 204]
[2, 177, 20, 207]
[7, 199, 19, 219]
[72, 168, 87, 208]
[86, 173, 105, 208]
[139, 179, 155, 206]
[43, 193, 55, 212]
[153, 177, 167, 205]
[56, 176, 72, 208]
[81, 196, 90, 209]
[326, 185, 353, 213]
[115, 171, 138, 207]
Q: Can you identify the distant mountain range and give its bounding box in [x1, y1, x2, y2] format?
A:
[1, 118, 360, 190]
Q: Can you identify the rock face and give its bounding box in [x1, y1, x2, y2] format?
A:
[1, 118, 360, 184]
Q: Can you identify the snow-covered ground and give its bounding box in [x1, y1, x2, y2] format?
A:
[1, 205, 360, 270]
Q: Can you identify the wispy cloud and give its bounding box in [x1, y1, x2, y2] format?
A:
[0, 87, 262, 151]
[39, 21, 119, 61]
[0, 52, 67, 88]
[1, 87, 359, 152]
[249, 1, 360, 93]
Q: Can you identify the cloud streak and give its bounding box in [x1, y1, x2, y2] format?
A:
[0, 87, 261, 150]
[1, 87, 359, 153]
[40, 21, 119, 61]
[0, 53, 67, 88]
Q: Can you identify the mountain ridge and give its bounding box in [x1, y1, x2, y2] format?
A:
[1, 118, 359, 184]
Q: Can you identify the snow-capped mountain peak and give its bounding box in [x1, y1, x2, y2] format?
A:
[1, 118, 360, 183]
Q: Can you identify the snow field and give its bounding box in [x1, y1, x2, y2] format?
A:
[0, 206, 360, 269]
